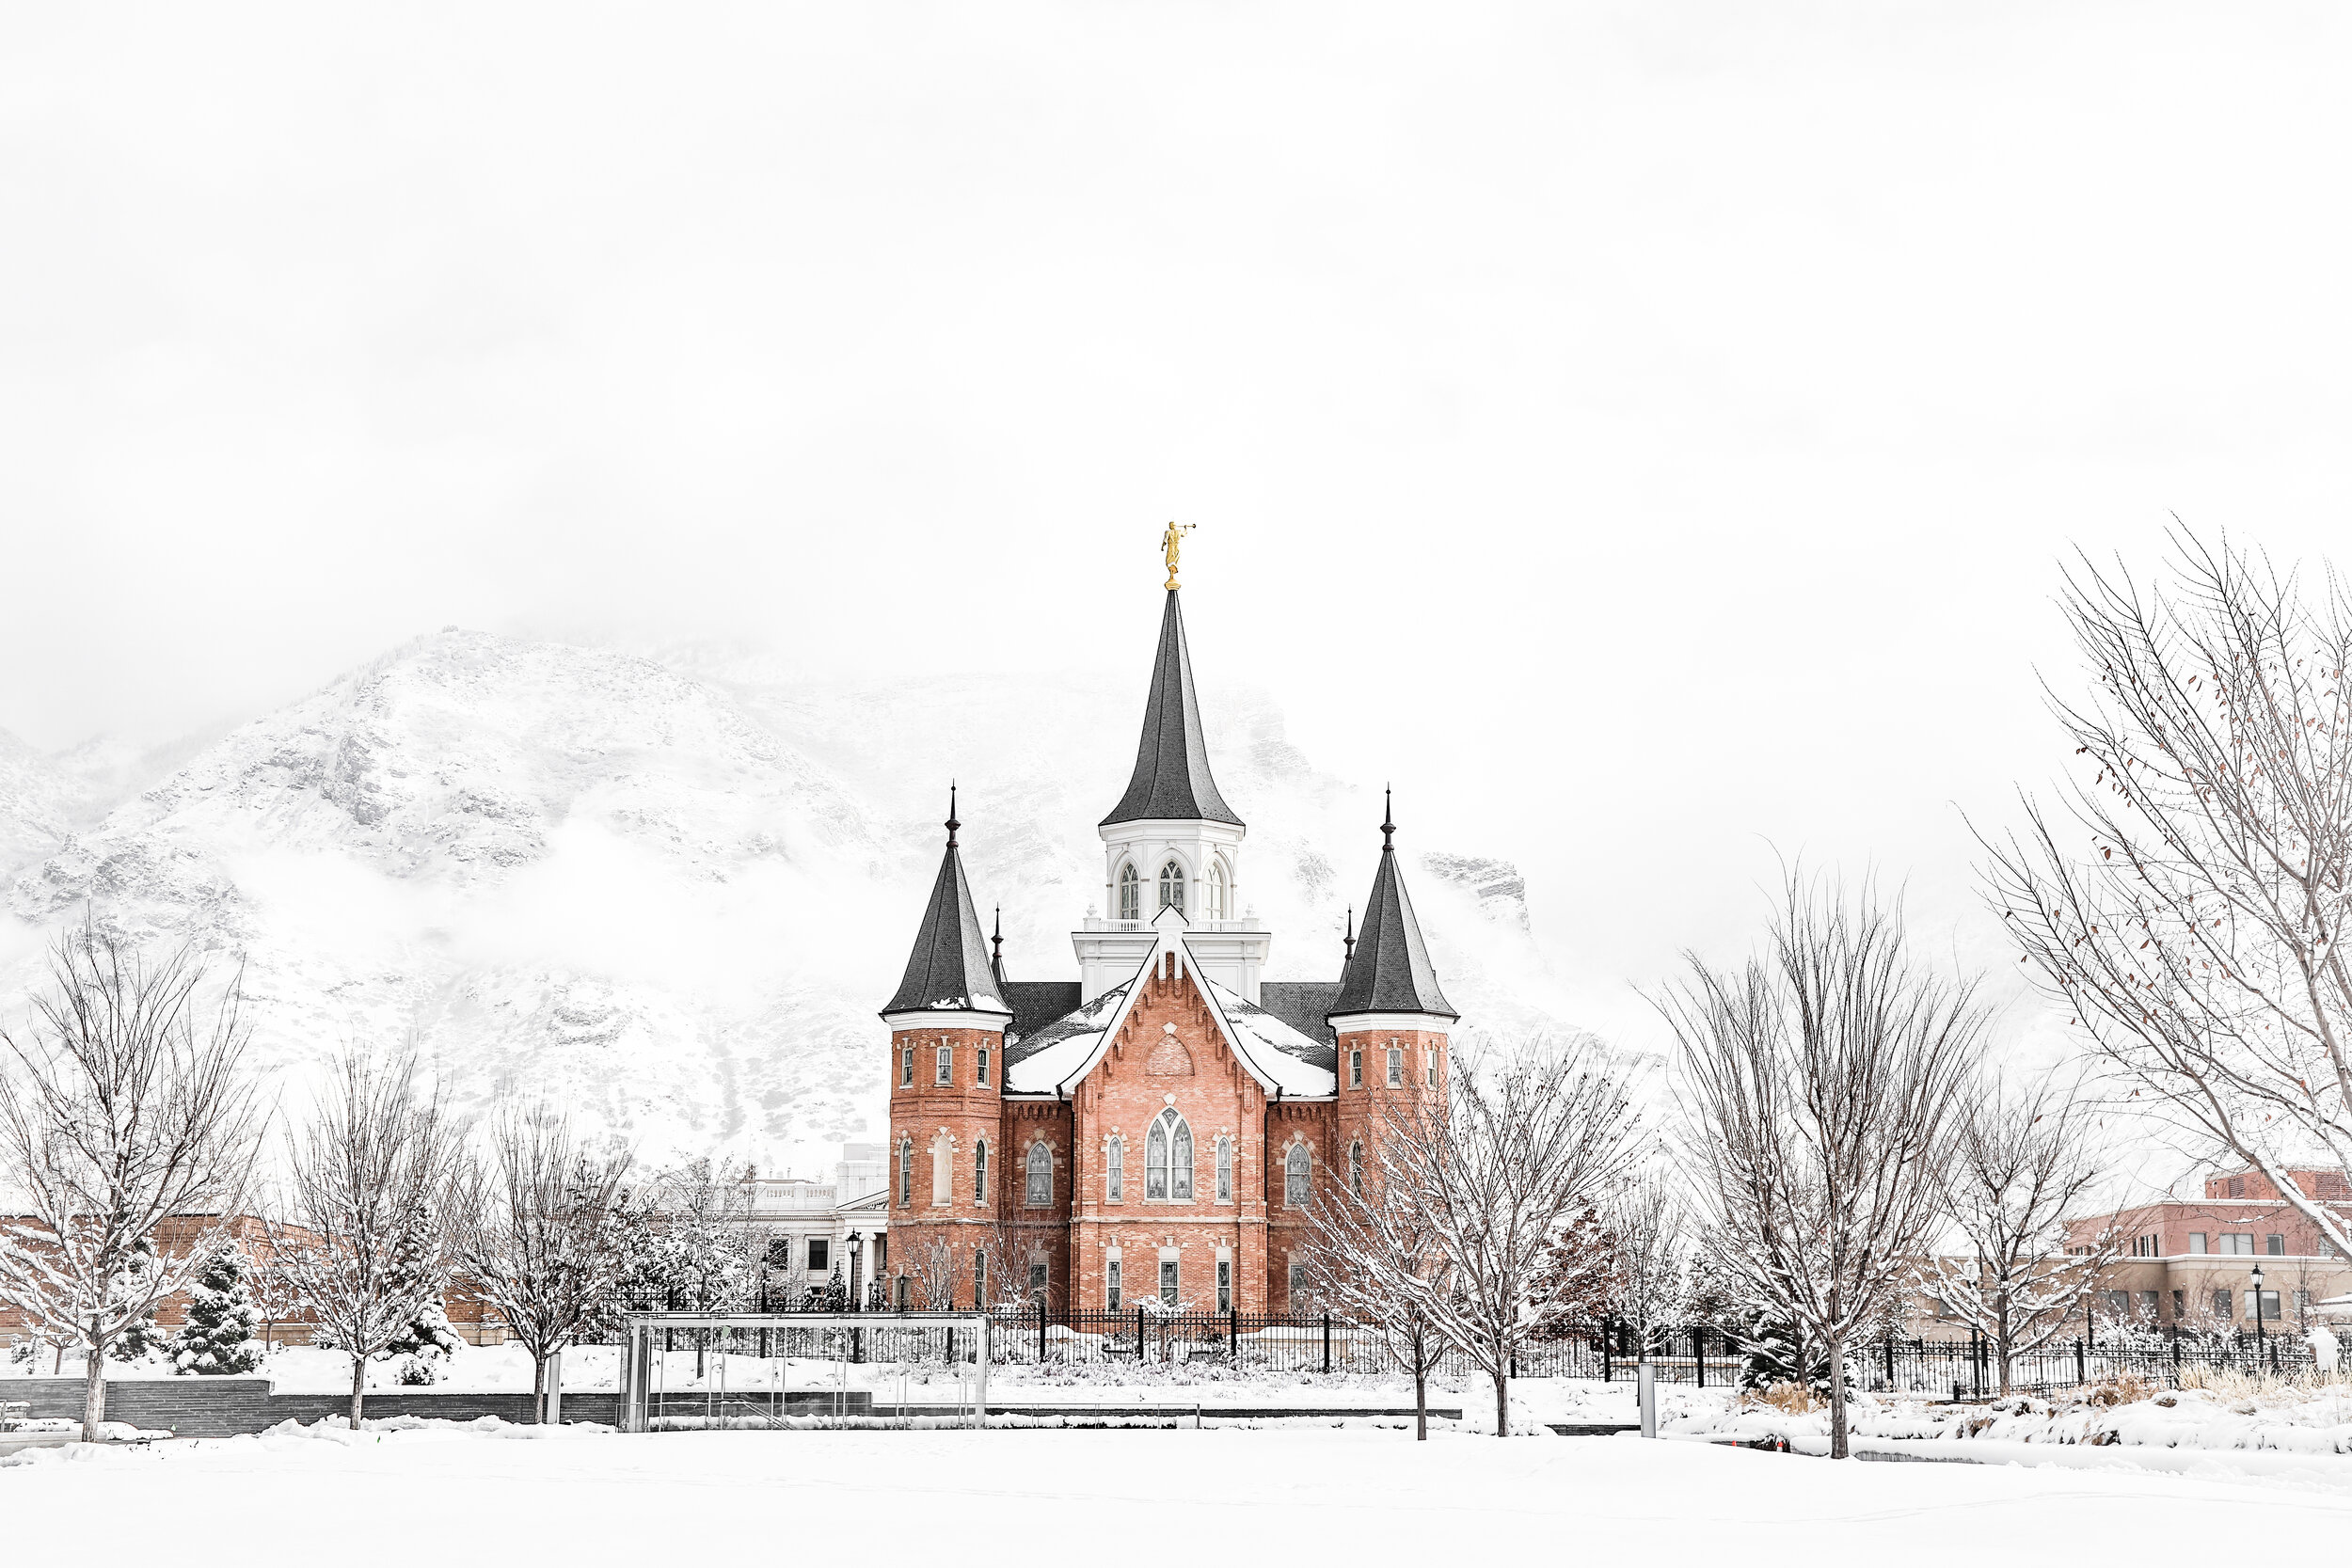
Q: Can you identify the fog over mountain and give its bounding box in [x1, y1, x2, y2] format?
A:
[0, 627, 1576, 1170]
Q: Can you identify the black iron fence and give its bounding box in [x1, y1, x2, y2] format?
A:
[598, 1294, 2332, 1398]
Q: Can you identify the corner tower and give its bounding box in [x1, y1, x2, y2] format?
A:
[1328, 792, 1456, 1195]
[1075, 578, 1273, 1002]
[882, 789, 1009, 1308]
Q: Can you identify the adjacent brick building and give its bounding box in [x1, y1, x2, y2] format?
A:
[882, 578, 1456, 1315]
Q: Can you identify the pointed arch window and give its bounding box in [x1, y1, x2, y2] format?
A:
[1216, 1136, 1232, 1202]
[974, 1138, 989, 1204]
[1118, 863, 1140, 922]
[1106, 1134, 1124, 1202]
[1205, 862, 1228, 922]
[1144, 1108, 1193, 1200]
[898, 1138, 913, 1207]
[1284, 1144, 1311, 1207]
[1025, 1143, 1052, 1207]
[1158, 861, 1185, 914]
[1348, 1140, 1364, 1197]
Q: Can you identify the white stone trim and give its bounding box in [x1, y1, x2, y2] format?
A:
[1328, 1011, 1456, 1033]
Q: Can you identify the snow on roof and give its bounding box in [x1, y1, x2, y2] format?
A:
[997, 959, 1337, 1101]
[1002, 981, 1132, 1094]
[1202, 974, 1337, 1098]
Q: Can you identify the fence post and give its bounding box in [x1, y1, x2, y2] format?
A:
[1883, 1335, 1894, 1389]
[2074, 1337, 2084, 1385]
[1038, 1299, 1046, 1364]
[2173, 1328, 2182, 1375]
[1229, 1308, 1237, 1369]
[1695, 1325, 1706, 1389]
[1603, 1324, 1613, 1384]
[1323, 1313, 1332, 1375]
[1137, 1305, 1146, 1366]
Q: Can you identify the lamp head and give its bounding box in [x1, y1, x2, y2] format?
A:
[849, 1232, 863, 1256]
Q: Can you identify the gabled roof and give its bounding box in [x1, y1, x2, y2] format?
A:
[1257, 981, 1341, 1065]
[1002, 981, 1084, 1046]
[1101, 589, 1243, 828]
[881, 795, 1006, 1017]
[1002, 910, 1334, 1099]
[1331, 795, 1456, 1021]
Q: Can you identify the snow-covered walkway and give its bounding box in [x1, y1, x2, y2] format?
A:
[8, 1423, 2352, 1566]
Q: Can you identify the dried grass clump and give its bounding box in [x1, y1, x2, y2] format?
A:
[2075, 1374, 2157, 1409]
[2172, 1365, 2340, 1400]
[1744, 1381, 1823, 1415]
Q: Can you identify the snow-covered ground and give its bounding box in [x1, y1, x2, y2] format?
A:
[8, 1420, 2352, 1566]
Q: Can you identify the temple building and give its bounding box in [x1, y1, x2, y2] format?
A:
[880, 562, 1456, 1314]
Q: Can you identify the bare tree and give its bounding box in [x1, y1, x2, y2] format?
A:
[1367, 1033, 1642, 1436]
[268, 1049, 472, 1428]
[1600, 1174, 1699, 1355]
[900, 1229, 963, 1310]
[454, 1101, 635, 1422]
[1666, 876, 1982, 1458]
[1983, 534, 2352, 1248]
[1297, 1095, 1452, 1440]
[1914, 1073, 2120, 1393]
[0, 926, 263, 1441]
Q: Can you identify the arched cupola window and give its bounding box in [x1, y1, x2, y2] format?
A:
[1118, 863, 1140, 922]
[1158, 861, 1185, 915]
[1205, 861, 1228, 922]
[1144, 1108, 1194, 1200]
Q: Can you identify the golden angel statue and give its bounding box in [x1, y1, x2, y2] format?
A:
[1162, 521, 1196, 589]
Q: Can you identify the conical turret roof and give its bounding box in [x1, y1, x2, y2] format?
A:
[1330, 792, 1455, 1021]
[882, 790, 1005, 1016]
[1101, 589, 1242, 827]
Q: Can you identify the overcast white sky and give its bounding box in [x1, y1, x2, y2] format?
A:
[4, 4, 2349, 1069]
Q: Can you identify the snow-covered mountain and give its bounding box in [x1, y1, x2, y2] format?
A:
[1, 629, 1577, 1166]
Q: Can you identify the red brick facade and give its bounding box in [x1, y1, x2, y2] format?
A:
[886, 964, 1450, 1314]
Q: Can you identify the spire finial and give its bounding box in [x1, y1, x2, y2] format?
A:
[991, 905, 1003, 964]
[946, 782, 961, 848]
[1161, 520, 1197, 590]
[1343, 905, 1356, 964]
[1381, 784, 1394, 852]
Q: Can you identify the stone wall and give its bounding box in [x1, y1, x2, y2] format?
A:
[0, 1378, 622, 1437]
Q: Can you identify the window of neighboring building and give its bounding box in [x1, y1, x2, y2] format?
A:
[898, 1138, 912, 1206]
[977, 1047, 991, 1086]
[1284, 1145, 1310, 1207]
[1216, 1258, 1232, 1313]
[1106, 1134, 1124, 1202]
[1159, 1259, 1179, 1307]
[2254, 1289, 2280, 1323]
[2229, 1233, 2257, 1255]
[1158, 861, 1185, 914]
[1107, 1259, 1122, 1311]
[1216, 1137, 1232, 1202]
[2266, 1233, 2285, 1255]
[1387, 1047, 1403, 1087]
[2229, 1175, 2247, 1197]
[2214, 1289, 2234, 1319]
[808, 1238, 830, 1274]
[2171, 1289, 2185, 1322]
[1025, 1143, 1052, 1206]
[900, 1044, 914, 1087]
[1119, 863, 1140, 922]
[1349, 1050, 1362, 1088]
[935, 1045, 952, 1085]
[2296, 1290, 2312, 1318]
[974, 1139, 989, 1204]
[2136, 1291, 2159, 1320]
[2099, 1290, 2128, 1317]
[2187, 1232, 2207, 1254]
[2319, 1171, 2350, 1197]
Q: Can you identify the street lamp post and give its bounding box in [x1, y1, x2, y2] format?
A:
[848, 1232, 864, 1313]
[2251, 1261, 2265, 1353]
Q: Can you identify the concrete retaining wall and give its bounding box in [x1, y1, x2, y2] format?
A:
[2, 1378, 621, 1436]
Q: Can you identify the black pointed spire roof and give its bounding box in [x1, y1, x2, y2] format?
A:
[1330, 789, 1456, 1020]
[990, 906, 1009, 990]
[1101, 589, 1243, 828]
[882, 786, 1005, 1016]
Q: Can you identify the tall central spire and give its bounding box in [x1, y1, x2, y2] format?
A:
[1101, 589, 1243, 828]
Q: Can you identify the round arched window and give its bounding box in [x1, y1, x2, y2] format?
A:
[1158, 861, 1185, 914]
[1118, 863, 1140, 922]
[1205, 862, 1228, 921]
